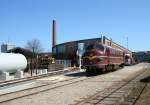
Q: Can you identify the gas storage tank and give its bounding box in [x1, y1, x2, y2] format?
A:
[0, 53, 27, 73]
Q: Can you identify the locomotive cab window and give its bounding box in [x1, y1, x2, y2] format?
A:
[86, 44, 104, 52]
[95, 45, 104, 51]
[86, 44, 95, 50]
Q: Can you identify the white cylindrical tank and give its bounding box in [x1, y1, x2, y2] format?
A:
[0, 53, 27, 73]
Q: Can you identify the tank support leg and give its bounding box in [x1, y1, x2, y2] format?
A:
[15, 70, 24, 78]
[37, 70, 43, 75]
[42, 69, 48, 74]
[0, 72, 11, 80]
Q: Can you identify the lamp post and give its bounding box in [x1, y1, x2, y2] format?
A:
[77, 43, 84, 71]
[36, 55, 38, 75]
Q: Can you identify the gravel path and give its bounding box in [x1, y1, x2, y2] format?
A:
[0, 63, 149, 105]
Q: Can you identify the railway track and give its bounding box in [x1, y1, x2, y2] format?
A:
[0, 71, 91, 104]
[0, 65, 149, 105]
[71, 69, 149, 105]
[0, 69, 72, 87]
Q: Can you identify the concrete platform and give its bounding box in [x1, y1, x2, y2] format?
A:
[0, 81, 36, 95]
[0, 72, 74, 96]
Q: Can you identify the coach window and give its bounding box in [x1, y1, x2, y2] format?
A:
[112, 49, 114, 55]
[114, 49, 116, 55]
[115, 50, 117, 56]
[113, 49, 115, 55]
[110, 48, 112, 55]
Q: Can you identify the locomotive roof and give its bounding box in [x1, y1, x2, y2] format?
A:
[104, 44, 124, 52]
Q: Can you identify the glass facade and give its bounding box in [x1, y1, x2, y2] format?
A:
[59, 45, 65, 53]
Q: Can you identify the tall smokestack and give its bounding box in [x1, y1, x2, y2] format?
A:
[52, 19, 56, 47]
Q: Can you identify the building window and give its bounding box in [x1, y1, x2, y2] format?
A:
[53, 47, 56, 54]
[58, 45, 65, 53]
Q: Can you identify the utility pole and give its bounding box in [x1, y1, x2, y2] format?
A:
[126, 37, 128, 49]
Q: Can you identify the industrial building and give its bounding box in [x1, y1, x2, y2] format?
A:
[133, 51, 150, 62]
[1, 43, 15, 53]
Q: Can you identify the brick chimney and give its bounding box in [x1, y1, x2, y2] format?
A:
[52, 19, 56, 47]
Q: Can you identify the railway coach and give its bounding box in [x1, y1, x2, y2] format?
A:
[82, 43, 125, 75]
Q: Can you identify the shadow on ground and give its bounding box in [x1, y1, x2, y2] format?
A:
[65, 71, 102, 77]
[140, 76, 150, 83]
[65, 71, 87, 77]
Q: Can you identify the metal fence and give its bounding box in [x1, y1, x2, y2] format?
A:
[56, 60, 71, 68]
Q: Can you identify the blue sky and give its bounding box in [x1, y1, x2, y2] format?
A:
[0, 0, 150, 52]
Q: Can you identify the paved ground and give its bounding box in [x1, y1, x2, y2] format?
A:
[135, 84, 150, 105]
[72, 63, 150, 105]
[0, 63, 149, 105]
[113, 66, 150, 105]
[132, 71, 150, 105]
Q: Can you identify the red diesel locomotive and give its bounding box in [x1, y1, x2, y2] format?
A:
[82, 43, 125, 74]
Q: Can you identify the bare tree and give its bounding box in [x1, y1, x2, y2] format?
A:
[25, 38, 43, 76]
[25, 38, 43, 56]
